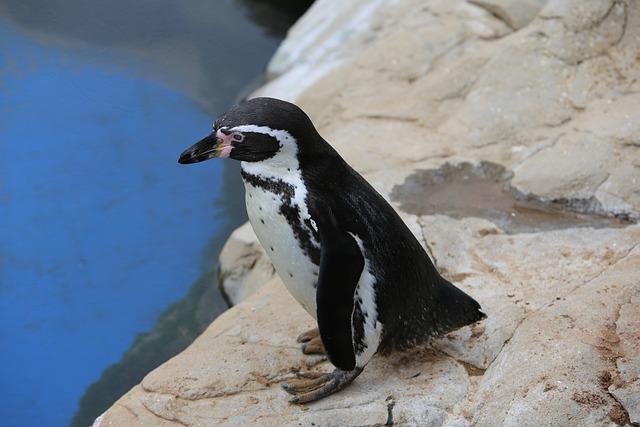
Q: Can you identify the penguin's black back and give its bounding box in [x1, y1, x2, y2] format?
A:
[300, 142, 485, 353]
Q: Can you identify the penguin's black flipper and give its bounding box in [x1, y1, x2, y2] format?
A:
[315, 224, 364, 371]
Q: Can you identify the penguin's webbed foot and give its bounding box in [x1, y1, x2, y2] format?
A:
[281, 367, 364, 404]
[296, 328, 325, 355]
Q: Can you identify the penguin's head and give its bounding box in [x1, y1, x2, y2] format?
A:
[178, 97, 322, 165]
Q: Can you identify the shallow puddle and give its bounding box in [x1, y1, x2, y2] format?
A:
[390, 162, 630, 234]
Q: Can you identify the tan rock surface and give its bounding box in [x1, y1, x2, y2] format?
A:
[218, 222, 275, 306]
[96, 0, 640, 425]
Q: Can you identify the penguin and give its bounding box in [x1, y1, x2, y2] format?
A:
[178, 97, 485, 404]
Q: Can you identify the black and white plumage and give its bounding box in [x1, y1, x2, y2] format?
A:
[178, 97, 485, 403]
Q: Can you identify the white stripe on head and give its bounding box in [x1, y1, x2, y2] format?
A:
[232, 125, 297, 159]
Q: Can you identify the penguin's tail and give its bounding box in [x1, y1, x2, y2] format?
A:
[377, 274, 486, 353]
[433, 276, 486, 335]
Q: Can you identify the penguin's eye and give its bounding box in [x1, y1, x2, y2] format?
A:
[232, 133, 244, 142]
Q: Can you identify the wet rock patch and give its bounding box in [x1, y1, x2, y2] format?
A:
[391, 161, 631, 234]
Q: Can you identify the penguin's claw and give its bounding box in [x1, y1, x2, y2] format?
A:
[296, 328, 319, 343]
[296, 328, 326, 355]
[301, 336, 325, 355]
[281, 367, 364, 404]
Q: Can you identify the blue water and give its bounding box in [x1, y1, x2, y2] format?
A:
[0, 25, 225, 425]
[0, 4, 288, 423]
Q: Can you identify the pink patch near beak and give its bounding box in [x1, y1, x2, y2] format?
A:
[215, 129, 233, 159]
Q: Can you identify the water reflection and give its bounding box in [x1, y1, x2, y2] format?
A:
[0, 0, 298, 111]
[0, 1, 310, 426]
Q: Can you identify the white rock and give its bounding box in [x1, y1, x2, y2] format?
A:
[469, 0, 547, 30]
[218, 222, 274, 306]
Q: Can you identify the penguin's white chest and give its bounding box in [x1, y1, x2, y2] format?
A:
[242, 173, 320, 319]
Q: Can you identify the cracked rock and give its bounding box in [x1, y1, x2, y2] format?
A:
[469, 0, 547, 30]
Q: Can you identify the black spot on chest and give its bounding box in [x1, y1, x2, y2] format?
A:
[352, 299, 368, 355]
[241, 170, 320, 265]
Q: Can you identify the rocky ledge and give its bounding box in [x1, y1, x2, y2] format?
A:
[95, 0, 639, 425]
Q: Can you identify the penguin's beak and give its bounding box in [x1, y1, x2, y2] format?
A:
[178, 132, 227, 164]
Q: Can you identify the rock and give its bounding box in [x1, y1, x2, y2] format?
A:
[511, 95, 640, 219]
[218, 222, 274, 306]
[467, 229, 640, 427]
[263, 0, 393, 100]
[96, 0, 640, 425]
[92, 279, 485, 426]
[94, 221, 640, 426]
[611, 385, 640, 426]
[469, 0, 547, 30]
[609, 288, 640, 425]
